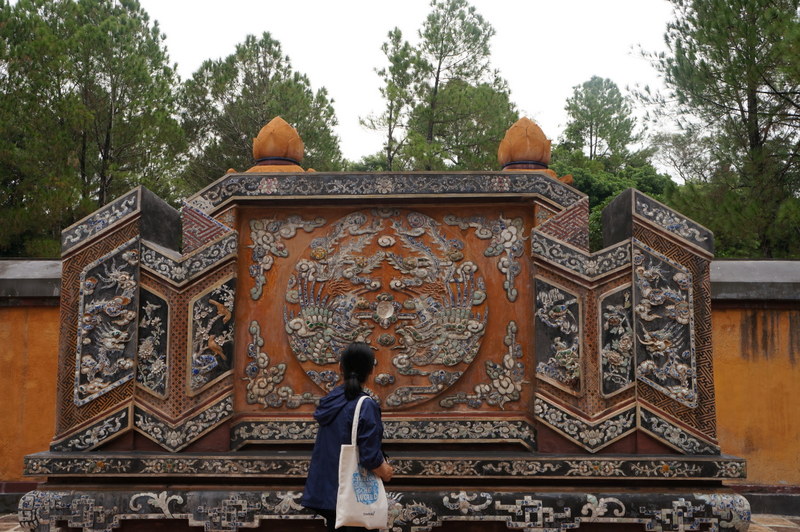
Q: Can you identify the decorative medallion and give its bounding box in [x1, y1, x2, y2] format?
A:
[632, 241, 697, 407]
[74, 237, 140, 406]
[188, 278, 236, 394]
[283, 209, 488, 410]
[248, 215, 326, 300]
[136, 288, 169, 398]
[534, 279, 581, 394]
[599, 285, 634, 397]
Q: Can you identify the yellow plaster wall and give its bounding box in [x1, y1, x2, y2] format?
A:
[0, 306, 59, 483]
[713, 305, 800, 486]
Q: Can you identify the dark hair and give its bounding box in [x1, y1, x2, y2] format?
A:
[341, 342, 374, 400]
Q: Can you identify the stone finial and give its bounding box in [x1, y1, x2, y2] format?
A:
[246, 116, 305, 172]
[498, 117, 572, 184]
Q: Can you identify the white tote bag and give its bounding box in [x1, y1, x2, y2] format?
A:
[335, 395, 388, 530]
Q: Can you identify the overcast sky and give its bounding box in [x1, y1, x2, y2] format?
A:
[137, 0, 675, 162]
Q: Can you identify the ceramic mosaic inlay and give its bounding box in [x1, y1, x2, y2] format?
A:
[599, 285, 635, 397]
[632, 241, 697, 407]
[534, 279, 581, 393]
[74, 237, 140, 406]
[188, 278, 236, 392]
[136, 288, 169, 397]
[284, 209, 488, 409]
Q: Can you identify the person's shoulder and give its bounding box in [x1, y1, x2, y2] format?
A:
[360, 394, 381, 414]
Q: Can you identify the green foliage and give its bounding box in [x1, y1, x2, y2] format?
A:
[0, 0, 183, 257]
[649, 0, 800, 257]
[563, 76, 638, 164]
[365, 0, 517, 170]
[554, 77, 673, 251]
[179, 33, 343, 191]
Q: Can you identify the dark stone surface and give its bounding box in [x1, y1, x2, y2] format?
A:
[601, 188, 634, 247]
[139, 187, 181, 252]
[745, 493, 800, 516]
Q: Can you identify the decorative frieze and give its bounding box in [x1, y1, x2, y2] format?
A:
[639, 406, 719, 455]
[50, 408, 130, 452]
[61, 189, 139, 254]
[635, 192, 713, 252]
[24, 452, 745, 481]
[18, 489, 750, 532]
[140, 232, 237, 287]
[531, 232, 630, 280]
[186, 172, 584, 213]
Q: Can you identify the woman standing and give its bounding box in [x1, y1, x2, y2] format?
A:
[301, 342, 394, 531]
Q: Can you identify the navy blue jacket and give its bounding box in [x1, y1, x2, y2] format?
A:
[301, 386, 385, 511]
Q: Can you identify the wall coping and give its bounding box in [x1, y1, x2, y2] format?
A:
[0, 260, 61, 299]
[0, 259, 797, 301]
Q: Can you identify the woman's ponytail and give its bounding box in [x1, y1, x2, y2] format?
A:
[344, 371, 362, 401]
[341, 342, 375, 400]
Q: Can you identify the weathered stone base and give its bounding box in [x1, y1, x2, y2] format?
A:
[18, 488, 750, 531]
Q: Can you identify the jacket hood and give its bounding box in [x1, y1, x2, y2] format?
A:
[314, 386, 350, 426]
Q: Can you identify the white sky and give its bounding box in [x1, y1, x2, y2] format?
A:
[138, 0, 675, 162]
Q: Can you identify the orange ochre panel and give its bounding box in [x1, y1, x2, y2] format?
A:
[713, 305, 800, 486]
[0, 306, 59, 482]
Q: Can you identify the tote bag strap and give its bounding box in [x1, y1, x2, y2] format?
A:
[350, 395, 369, 446]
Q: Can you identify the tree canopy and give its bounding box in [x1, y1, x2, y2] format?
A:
[0, 0, 183, 256]
[179, 32, 343, 191]
[362, 0, 517, 170]
[553, 76, 673, 251]
[649, 0, 800, 257]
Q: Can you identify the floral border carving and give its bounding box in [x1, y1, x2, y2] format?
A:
[140, 232, 237, 286]
[534, 395, 636, 452]
[639, 407, 719, 455]
[133, 396, 233, 452]
[531, 232, 631, 279]
[186, 172, 585, 213]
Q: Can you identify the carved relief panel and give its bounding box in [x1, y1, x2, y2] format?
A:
[235, 203, 536, 440]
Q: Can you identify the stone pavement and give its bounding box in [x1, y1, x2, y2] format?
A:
[1, 513, 798, 531]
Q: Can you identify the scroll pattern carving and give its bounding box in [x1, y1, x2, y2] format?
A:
[245, 320, 319, 409]
[444, 215, 526, 301]
[248, 216, 325, 300]
[440, 321, 524, 409]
